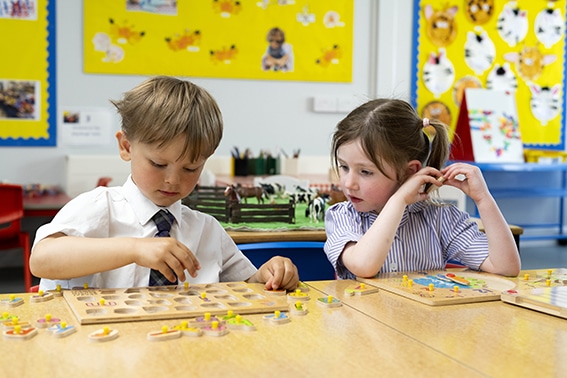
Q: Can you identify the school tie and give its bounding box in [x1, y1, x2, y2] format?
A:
[148, 209, 177, 286]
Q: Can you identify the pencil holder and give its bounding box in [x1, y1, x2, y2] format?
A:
[232, 158, 248, 176]
[282, 158, 299, 176]
[248, 158, 266, 176]
[266, 157, 280, 175]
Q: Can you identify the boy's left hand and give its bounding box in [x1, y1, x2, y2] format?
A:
[251, 256, 299, 291]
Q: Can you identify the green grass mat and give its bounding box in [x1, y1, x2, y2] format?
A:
[220, 202, 325, 232]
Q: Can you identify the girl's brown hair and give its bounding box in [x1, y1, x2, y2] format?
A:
[111, 76, 223, 162]
[331, 98, 450, 184]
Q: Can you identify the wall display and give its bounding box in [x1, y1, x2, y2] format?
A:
[412, 0, 567, 150]
[83, 0, 354, 83]
[0, 0, 56, 146]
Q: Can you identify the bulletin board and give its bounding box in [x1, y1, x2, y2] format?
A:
[411, 0, 567, 150]
[0, 0, 56, 146]
[83, 0, 353, 83]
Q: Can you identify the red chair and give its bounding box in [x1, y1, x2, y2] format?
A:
[0, 184, 32, 292]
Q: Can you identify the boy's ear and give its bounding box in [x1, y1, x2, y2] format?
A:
[116, 131, 132, 161]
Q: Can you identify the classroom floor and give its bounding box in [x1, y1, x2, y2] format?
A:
[1, 241, 566, 294]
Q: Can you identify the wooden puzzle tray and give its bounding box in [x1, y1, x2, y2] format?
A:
[63, 282, 290, 325]
[500, 268, 567, 319]
[358, 270, 517, 306]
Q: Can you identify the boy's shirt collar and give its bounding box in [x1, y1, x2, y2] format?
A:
[122, 175, 183, 227]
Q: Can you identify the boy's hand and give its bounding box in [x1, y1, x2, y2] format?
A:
[250, 256, 299, 291]
[132, 238, 200, 283]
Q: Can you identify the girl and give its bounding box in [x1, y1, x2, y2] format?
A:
[324, 98, 520, 279]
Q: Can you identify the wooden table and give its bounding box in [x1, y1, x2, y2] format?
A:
[227, 229, 327, 244]
[1, 270, 563, 377]
[0, 287, 476, 377]
[228, 218, 524, 249]
[309, 273, 567, 377]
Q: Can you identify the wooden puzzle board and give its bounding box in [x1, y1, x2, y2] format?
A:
[63, 282, 290, 325]
[358, 270, 517, 306]
[501, 268, 567, 319]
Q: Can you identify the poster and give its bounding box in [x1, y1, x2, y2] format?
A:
[456, 89, 524, 163]
[0, 0, 56, 146]
[412, 0, 567, 150]
[83, 0, 354, 83]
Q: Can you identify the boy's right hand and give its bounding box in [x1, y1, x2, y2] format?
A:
[132, 238, 200, 283]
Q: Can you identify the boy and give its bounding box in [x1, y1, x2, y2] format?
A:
[30, 76, 299, 291]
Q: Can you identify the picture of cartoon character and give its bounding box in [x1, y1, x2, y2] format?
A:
[504, 46, 556, 81]
[422, 48, 455, 98]
[464, 27, 495, 75]
[496, 2, 528, 47]
[534, 6, 565, 49]
[262, 27, 294, 72]
[423, 4, 458, 47]
[486, 63, 518, 93]
[528, 82, 562, 126]
[464, 0, 494, 25]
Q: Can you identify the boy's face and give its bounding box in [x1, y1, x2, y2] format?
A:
[117, 131, 206, 207]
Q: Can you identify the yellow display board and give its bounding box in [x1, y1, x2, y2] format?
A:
[0, 0, 55, 146]
[83, 0, 353, 83]
[412, 0, 567, 149]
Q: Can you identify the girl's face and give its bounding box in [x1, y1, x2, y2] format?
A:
[117, 131, 206, 207]
[337, 139, 399, 213]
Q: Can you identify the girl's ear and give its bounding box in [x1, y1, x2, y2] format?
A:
[116, 131, 132, 162]
[406, 160, 422, 175]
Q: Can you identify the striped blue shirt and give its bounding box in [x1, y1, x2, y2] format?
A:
[324, 201, 489, 279]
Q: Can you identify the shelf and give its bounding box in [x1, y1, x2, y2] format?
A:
[457, 161, 567, 242]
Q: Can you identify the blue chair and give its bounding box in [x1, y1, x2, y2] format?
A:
[237, 241, 336, 281]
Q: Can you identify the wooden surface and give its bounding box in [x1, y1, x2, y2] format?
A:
[227, 218, 523, 245]
[309, 271, 567, 378]
[0, 286, 475, 378]
[227, 229, 327, 244]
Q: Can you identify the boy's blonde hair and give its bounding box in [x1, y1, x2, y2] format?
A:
[331, 98, 450, 184]
[111, 76, 223, 162]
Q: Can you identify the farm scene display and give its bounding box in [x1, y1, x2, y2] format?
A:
[182, 181, 346, 228]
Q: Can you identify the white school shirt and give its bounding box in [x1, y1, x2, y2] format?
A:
[34, 176, 257, 291]
[324, 200, 489, 280]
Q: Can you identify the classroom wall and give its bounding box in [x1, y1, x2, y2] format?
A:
[0, 0, 414, 190]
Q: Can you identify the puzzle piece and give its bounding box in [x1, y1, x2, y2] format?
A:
[316, 295, 342, 308]
[344, 283, 379, 296]
[3, 325, 37, 340]
[1, 294, 24, 308]
[88, 327, 119, 342]
[147, 326, 181, 342]
[263, 310, 290, 325]
[48, 321, 77, 338]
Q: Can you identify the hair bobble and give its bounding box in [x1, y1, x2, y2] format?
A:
[423, 118, 430, 127]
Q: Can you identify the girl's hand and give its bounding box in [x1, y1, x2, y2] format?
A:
[441, 163, 490, 203]
[393, 167, 444, 205]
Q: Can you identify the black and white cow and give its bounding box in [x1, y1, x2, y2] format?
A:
[305, 196, 326, 223]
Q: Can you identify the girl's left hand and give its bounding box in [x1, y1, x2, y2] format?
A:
[441, 163, 490, 203]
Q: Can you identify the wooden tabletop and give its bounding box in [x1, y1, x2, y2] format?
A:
[0, 287, 476, 377]
[227, 217, 523, 245]
[1, 270, 562, 376]
[308, 272, 567, 377]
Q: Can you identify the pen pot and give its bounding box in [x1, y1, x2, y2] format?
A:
[232, 158, 248, 176]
